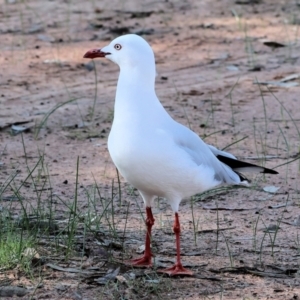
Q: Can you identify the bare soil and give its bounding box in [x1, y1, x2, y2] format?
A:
[0, 0, 300, 299]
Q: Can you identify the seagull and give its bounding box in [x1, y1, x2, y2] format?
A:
[83, 34, 278, 276]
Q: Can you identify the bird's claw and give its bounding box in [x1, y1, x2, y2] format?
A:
[125, 255, 152, 267]
[158, 264, 194, 276]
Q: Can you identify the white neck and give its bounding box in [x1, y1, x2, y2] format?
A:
[113, 64, 165, 123]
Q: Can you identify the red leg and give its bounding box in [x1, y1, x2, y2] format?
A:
[158, 213, 193, 276]
[127, 206, 154, 267]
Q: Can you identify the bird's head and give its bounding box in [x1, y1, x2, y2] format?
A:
[83, 34, 155, 71]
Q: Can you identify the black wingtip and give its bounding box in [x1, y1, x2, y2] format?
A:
[216, 155, 279, 175]
[262, 168, 278, 175]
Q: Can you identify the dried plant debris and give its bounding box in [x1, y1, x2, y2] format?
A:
[0, 278, 13, 287]
[262, 224, 281, 233]
[263, 186, 281, 194]
[46, 263, 99, 275]
[202, 205, 256, 211]
[279, 73, 300, 82]
[94, 267, 120, 285]
[209, 265, 297, 278]
[254, 81, 299, 88]
[0, 119, 33, 131]
[0, 286, 29, 297]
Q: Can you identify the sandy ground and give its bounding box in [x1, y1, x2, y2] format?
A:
[0, 0, 300, 299]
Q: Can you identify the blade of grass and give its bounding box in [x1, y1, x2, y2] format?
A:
[35, 98, 80, 139]
[221, 136, 248, 151]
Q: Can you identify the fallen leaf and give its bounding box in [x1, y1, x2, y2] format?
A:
[263, 186, 280, 194]
[279, 73, 300, 82]
[1, 195, 20, 201]
[263, 224, 280, 232]
[10, 124, 32, 134]
[116, 275, 127, 283]
[37, 34, 55, 42]
[0, 116, 33, 130]
[22, 247, 40, 259]
[94, 267, 120, 285]
[294, 216, 300, 227]
[226, 65, 239, 71]
[136, 244, 145, 254]
[0, 279, 13, 287]
[126, 270, 146, 279]
[26, 24, 44, 34]
[145, 279, 160, 283]
[55, 284, 67, 291]
[46, 263, 94, 274]
[96, 239, 123, 249]
[268, 203, 289, 209]
[254, 81, 299, 87]
[43, 59, 66, 64]
[0, 286, 29, 297]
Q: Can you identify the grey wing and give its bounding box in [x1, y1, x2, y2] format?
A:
[207, 144, 237, 159]
[172, 123, 241, 184]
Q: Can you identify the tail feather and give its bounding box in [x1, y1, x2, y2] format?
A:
[216, 155, 278, 175]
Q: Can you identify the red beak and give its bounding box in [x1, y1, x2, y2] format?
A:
[83, 49, 110, 59]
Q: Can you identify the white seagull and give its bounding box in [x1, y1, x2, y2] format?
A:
[84, 34, 278, 276]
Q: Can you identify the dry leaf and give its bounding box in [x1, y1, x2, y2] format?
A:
[116, 275, 127, 283]
[94, 267, 120, 285]
[136, 244, 145, 254]
[263, 186, 280, 194]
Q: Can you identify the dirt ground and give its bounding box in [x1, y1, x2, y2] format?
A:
[0, 0, 300, 299]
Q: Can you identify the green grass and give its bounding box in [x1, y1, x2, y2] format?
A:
[0, 224, 34, 271]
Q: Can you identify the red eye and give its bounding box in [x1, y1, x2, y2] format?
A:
[114, 44, 122, 50]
